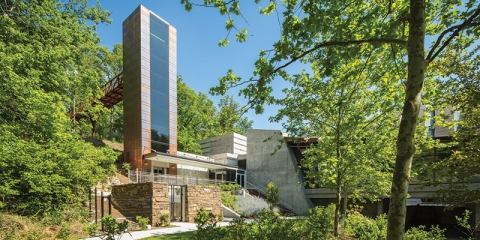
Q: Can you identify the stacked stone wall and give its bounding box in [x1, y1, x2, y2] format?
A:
[111, 182, 169, 225]
[184, 185, 222, 222]
[112, 183, 221, 224]
[151, 183, 170, 226]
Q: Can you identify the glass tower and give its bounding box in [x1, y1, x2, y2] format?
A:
[123, 5, 177, 169]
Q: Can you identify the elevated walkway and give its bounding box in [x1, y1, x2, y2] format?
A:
[69, 72, 123, 120]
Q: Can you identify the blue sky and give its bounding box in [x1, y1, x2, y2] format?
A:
[95, 0, 301, 131]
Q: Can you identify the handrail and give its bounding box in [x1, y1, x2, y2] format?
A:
[127, 170, 235, 186]
[245, 181, 296, 213]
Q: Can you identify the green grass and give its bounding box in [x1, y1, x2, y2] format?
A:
[140, 231, 195, 239]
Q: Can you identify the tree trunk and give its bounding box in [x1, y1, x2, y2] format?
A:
[386, 0, 425, 239]
[334, 173, 342, 237]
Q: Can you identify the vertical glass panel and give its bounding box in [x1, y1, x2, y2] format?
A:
[150, 13, 170, 152]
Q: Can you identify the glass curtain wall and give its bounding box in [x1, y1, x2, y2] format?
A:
[150, 14, 170, 153]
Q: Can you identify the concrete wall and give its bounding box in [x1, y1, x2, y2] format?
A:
[208, 153, 239, 166]
[246, 129, 312, 215]
[184, 185, 222, 222]
[199, 132, 247, 156]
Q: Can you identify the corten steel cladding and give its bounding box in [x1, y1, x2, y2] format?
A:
[123, 5, 177, 170]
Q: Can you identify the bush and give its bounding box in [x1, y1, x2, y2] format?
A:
[344, 211, 380, 240]
[0, 213, 46, 240]
[219, 184, 242, 208]
[405, 225, 446, 240]
[194, 207, 226, 240]
[233, 196, 269, 217]
[83, 222, 100, 237]
[306, 204, 335, 239]
[101, 214, 130, 240]
[221, 191, 236, 208]
[159, 213, 170, 227]
[136, 215, 150, 230]
[265, 182, 279, 210]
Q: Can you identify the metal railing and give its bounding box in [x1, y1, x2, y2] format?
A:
[245, 181, 296, 213]
[127, 169, 235, 186]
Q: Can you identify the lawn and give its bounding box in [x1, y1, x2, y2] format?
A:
[140, 231, 195, 240]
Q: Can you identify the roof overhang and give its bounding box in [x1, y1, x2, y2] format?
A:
[144, 152, 238, 170]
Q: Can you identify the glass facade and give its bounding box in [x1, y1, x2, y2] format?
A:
[150, 13, 171, 153]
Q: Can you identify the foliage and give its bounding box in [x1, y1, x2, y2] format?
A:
[141, 231, 195, 240]
[0, 128, 117, 215]
[84, 222, 100, 237]
[219, 183, 242, 208]
[274, 43, 400, 235]
[233, 196, 268, 218]
[95, 44, 124, 142]
[159, 213, 171, 227]
[177, 76, 253, 153]
[136, 215, 150, 231]
[404, 225, 446, 240]
[265, 182, 279, 210]
[455, 209, 479, 239]
[181, 0, 480, 238]
[122, 162, 131, 172]
[194, 207, 227, 240]
[0, 212, 92, 240]
[421, 45, 480, 206]
[307, 205, 335, 239]
[344, 212, 382, 240]
[0, 0, 118, 216]
[101, 214, 130, 240]
[221, 192, 236, 208]
[218, 183, 242, 192]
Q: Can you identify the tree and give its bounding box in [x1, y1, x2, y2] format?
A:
[182, 1, 480, 238]
[177, 76, 219, 153]
[422, 45, 480, 206]
[271, 45, 401, 235]
[177, 76, 254, 153]
[0, 0, 117, 215]
[95, 44, 124, 142]
[265, 182, 279, 211]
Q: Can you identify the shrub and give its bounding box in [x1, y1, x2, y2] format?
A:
[405, 225, 446, 240]
[265, 182, 279, 210]
[221, 191, 236, 208]
[136, 215, 150, 230]
[159, 213, 170, 227]
[233, 196, 268, 217]
[122, 162, 131, 173]
[83, 222, 100, 237]
[375, 213, 388, 239]
[0, 213, 46, 240]
[194, 207, 226, 240]
[344, 211, 380, 240]
[101, 214, 130, 240]
[219, 184, 242, 208]
[306, 204, 335, 239]
[219, 183, 242, 193]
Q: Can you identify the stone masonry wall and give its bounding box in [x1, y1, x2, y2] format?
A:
[151, 183, 170, 226]
[111, 182, 169, 225]
[184, 185, 222, 223]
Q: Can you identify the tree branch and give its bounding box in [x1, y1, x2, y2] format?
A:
[426, 6, 480, 63]
[274, 38, 407, 74]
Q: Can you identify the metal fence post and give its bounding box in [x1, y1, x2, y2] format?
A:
[108, 194, 112, 216]
[95, 187, 98, 225]
[136, 168, 139, 183]
[101, 191, 104, 232]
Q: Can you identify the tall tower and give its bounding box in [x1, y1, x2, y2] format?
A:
[123, 5, 177, 170]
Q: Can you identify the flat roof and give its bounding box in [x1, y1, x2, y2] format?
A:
[144, 152, 239, 170]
